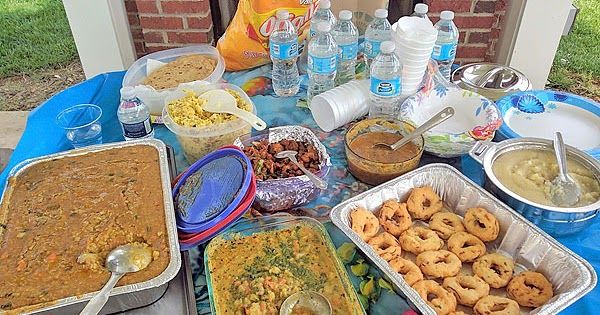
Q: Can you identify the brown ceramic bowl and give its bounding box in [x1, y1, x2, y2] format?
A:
[345, 118, 424, 185]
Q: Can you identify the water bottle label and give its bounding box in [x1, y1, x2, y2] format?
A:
[122, 119, 152, 138]
[308, 54, 337, 74]
[269, 41, 298, 59]
[370, 77, 401, 97]
[309, 28, 316, 38]
[432, 43, 457, 61]
[363, 39, 381, 58]
[339, 42, 358, 61]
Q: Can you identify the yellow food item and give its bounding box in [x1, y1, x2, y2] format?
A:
[167, 89, 251, 127]
[207, 225, 362, 315]
[493, 149, 600, 207]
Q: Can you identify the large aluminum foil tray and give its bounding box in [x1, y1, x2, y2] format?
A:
[330, 163, 596, 315]
[0, 139, 182, 314]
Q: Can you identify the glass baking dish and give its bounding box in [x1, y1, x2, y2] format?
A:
[204, 215, 365, 315]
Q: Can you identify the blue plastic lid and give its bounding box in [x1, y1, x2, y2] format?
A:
[172, 148, 253, 231]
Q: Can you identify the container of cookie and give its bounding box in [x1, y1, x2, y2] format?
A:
[233, 125, 331, 212]
[123, 45, 226, 115]
[330, 163, 596, 315]
[0, 139, 181, 314]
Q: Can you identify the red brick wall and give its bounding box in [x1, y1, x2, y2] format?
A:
[425, 0, 506, 64]
[125, 0, 214, 57]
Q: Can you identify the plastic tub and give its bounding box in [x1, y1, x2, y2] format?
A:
[123, 45, 226, 115]
[162, 83, 255, 163]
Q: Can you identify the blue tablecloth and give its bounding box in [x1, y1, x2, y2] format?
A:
[0, 69, 597, 314]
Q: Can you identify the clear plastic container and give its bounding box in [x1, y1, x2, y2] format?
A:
[123, 45, 226, 115]
[162, 83, 255, 163]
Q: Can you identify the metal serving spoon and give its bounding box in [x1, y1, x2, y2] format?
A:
[275, 150, 328, 190]
[549, 131, 581, 207]
[374, 107, 454, 150]
[201, 89, 267, 130]
[279, 291, 332, 315]
[79, 243, 153, 315]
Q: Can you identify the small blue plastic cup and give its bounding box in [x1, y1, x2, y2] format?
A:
[56, 104, 103, 148]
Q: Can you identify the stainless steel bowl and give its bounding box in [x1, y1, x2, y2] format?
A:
[452, 63, 531, 101]
[469, 138, 600, 236]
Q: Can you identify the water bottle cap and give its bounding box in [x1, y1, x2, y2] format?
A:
[120, 86, 136, 99]
[374, 9, 388, 19]
[339, 10, 352, 20]
[316, 21, 331, 33]
[414, 3, 428, 14]
[276, 9, 290, 20]
[380, 41, 395, 53]
[319, 0, 331, 9]
[440, 10, 454, 20]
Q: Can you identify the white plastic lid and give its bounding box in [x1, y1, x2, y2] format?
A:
[440, 10, 455, 20]
[415, 3, 428, 14]
[380, 41, 395, 53]
[339, 10, 353, 20]
[319, 0, 331, 9]
[276, 9, 289, 20]
[374, 9, 388, 19]
[317, 21, 331, 33]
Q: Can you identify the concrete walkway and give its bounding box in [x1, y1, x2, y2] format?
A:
[0, 111, 28, 172]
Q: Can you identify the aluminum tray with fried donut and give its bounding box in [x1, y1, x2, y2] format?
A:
[330, 163, 596, 315]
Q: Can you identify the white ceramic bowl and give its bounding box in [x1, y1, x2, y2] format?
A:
[400, 87, 503, 157]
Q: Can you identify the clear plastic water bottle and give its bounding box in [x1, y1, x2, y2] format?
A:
[300, 0, 336, 74]
[432, 10, 459, 80]
[332, 10, 358, 86]
[369, 41, 403, 118]
[307, 22, 337, 104]
[118, 87, 154, 140]
[364, 9, 392, 74]
[412, 3, 431, 22]
[269, 10, 300, 97]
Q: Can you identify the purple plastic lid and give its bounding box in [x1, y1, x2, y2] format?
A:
[173, 148, 253, 233]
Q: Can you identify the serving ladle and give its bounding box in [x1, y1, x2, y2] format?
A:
[201, 89, 267, 131]
[275, 150, 328, 190]
[373, 107, 454, 150]
[79, 243, 153, 315]
[549, 131, 581, 207]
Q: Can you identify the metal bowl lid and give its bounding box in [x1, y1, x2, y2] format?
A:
[453, 63, 531, 92]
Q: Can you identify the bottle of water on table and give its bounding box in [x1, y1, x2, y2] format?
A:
[118, 87, 154, 141]
[269, 10, 300, 97]
[412, 3, 431, 22]
[332, 10, 358, 86]
[307, 22, 338, 104]
[364, 9, 392, 75]
[309, 0, 336, 38]
[369, 41, 403, 118]
[432, 10, 459, 80]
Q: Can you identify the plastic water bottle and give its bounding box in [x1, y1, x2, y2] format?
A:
[432, 11, 459, 80]
[307, 22, 337, 104]
[369, 41, 403, 118]
[309, 0, 336, 38]
[269, 10, 300, 97]
[118, 87, 154, 140]
[364, 9, 392, 74]
[332, 10, 358, 86]
[412, 3, 431, 22]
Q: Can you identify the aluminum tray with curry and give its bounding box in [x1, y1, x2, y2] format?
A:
[204, 216, 364, 315]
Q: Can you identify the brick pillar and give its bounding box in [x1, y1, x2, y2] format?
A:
[125, 0, 214, 57]
[425, 0, 506, 64]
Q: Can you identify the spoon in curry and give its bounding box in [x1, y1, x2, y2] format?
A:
[549, 131, 581, 207]
[373, 107, 454, 151]
[275, 150, 328, 190]
[79, 243, 153, 315]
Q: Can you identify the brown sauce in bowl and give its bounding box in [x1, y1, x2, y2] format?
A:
[349, 132, 420, 163]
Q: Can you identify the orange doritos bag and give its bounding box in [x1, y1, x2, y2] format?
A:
[217, 0, 318, 71]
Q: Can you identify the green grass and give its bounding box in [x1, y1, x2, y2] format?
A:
[0, 0, 77, 77]
[548, 0, 600, 100]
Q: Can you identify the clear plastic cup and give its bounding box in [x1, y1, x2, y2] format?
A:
[56, 104, 103, 148]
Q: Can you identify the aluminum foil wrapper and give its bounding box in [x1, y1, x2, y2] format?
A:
[234, 125, 331, 212]
[330, 164, 596, 315]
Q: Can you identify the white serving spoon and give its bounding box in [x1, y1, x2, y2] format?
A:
[200, 90, 267, 130]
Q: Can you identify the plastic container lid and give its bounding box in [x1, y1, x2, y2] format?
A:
[380, 41, 396, 54]
[414, 3, 428, 14]
[276, 9, 289, 20]
[374, 9, 388, 19]
[440, 10, 455, 20]
[319, 0, 331, 9]
[172, 147, 253, 231]
[339, 10, 352, 20]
